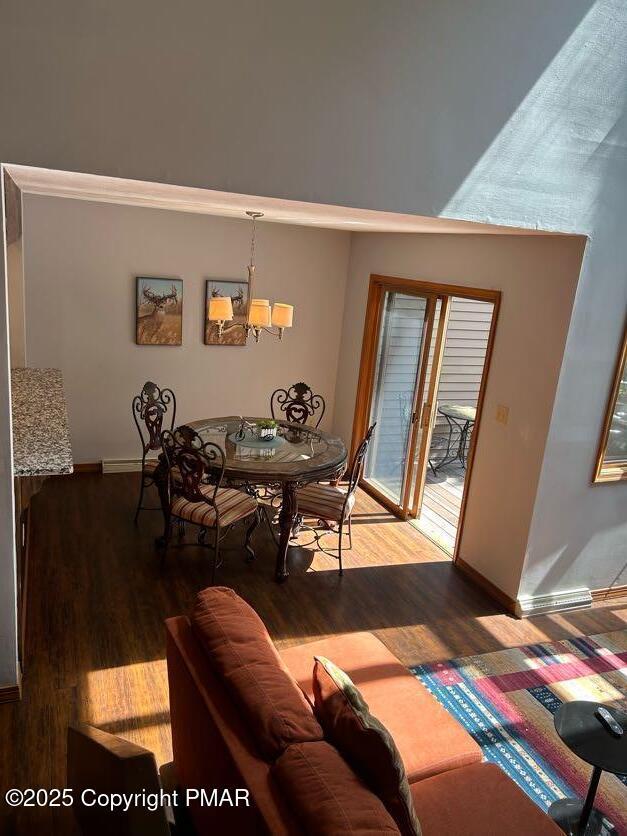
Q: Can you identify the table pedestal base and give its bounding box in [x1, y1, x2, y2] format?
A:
[549, 799, 617, 835]
[275, 481, 297, 582]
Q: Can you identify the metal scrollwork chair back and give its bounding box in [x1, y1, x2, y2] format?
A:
[346, 422, 377, 500]
[160, 426, 259, 583]
[161, 426, 225, 505]
[132, 381, 176, 523]
[271, 382, 325, 428]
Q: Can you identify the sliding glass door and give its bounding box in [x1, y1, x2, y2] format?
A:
[363, 290, 437, 514]
[354, 275, 500, 556]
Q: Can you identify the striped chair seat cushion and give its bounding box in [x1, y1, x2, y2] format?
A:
[297, 483, 355, 523]
[171, 486, 257, 529]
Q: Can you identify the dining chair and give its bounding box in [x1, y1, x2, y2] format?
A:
[295, 423, 376, 575]
[270, 382, 325, 428]
[132, 380, 176, 523]
[160, 426, 260, 583]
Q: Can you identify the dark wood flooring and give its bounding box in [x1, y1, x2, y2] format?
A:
[1, 472, 626, 834]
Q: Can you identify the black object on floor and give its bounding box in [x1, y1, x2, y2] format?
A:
[549, 700, 627, 836]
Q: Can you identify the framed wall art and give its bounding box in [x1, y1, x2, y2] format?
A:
[135, 277, 183, 346]
[205, 279, 249, 346]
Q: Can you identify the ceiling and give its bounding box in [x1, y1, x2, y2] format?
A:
[5, 164, 563, 236]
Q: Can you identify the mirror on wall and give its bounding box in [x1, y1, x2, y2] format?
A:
[594, 321, 627, 483]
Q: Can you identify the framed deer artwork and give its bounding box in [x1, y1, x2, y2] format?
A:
[135, 277, 183, 346]
[205, 279, 249, 346]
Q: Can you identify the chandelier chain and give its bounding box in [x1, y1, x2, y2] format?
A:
[246, 210, 263, 269]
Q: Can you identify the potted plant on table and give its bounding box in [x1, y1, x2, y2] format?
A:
[255, 419, 278, 441]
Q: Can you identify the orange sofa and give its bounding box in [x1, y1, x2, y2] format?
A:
[166, 588, 562, 835]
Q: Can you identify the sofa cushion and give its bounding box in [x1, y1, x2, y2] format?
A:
[410, 762, 563, 836]
[273, 741, 400, 835]
[191, 587, 323, 760]
[313, 656, 421, 836]
[280, 631, 482, 781]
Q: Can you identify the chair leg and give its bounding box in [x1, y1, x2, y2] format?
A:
[244, 509, 261, 563]
[337, 520, 344, 577]
[159, 511, 171, 568]
[211, 527, 220, 585]
[134, 475, 146, 524]
[291, 513, 304, 537]
[347, 514, 353, 550]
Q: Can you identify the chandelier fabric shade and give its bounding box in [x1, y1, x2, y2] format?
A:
[208, 296, 233, 322]
[271, 303, 294, 329]
[207, 210, 294, 342]
[249, 299, 272, 327]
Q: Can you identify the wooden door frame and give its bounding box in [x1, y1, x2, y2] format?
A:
[399, 295, 437, 514]
[593, 318, 627, 483]
[351, 274, 501, 562]
[410, 294, 451, 518]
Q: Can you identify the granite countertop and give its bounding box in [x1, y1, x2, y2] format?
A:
[11, 368, 74, 477]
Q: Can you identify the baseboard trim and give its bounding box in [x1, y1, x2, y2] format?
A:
[73, 462, 102, 474]
[591, 584, 627, 602]
[515, 587, 592, 618]
[455, 558, 516, 615]
[0, 682, 21, 704]
[102, 458, 144, 474]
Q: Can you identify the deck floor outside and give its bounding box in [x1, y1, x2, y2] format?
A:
[415, 460, 465, 554]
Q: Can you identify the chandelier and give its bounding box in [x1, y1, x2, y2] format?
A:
[208, 211, 294, 342]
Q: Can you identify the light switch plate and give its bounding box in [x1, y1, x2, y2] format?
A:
[496, 404, 509, 424]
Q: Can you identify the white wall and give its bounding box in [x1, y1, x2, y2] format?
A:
[521, 232, 627, 598]
[5, 175, 25, 367]
[22, 195, 350, 463]
[0, 195, 18, 689]
[334, 233, 586, 600]
[6, 239, 25, 367]
[0, 0, 599, 221]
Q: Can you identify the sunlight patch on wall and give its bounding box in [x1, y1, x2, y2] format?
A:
[442, 0, 627, 235]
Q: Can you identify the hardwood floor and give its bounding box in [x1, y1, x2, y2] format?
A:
[1, 471, 626, 834]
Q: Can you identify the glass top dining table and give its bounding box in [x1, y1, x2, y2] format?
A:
[172, 416, 348, 581]
[188, 416, 347, 485]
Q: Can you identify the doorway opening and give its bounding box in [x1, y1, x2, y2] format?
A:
[351, 275, 499, 559]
